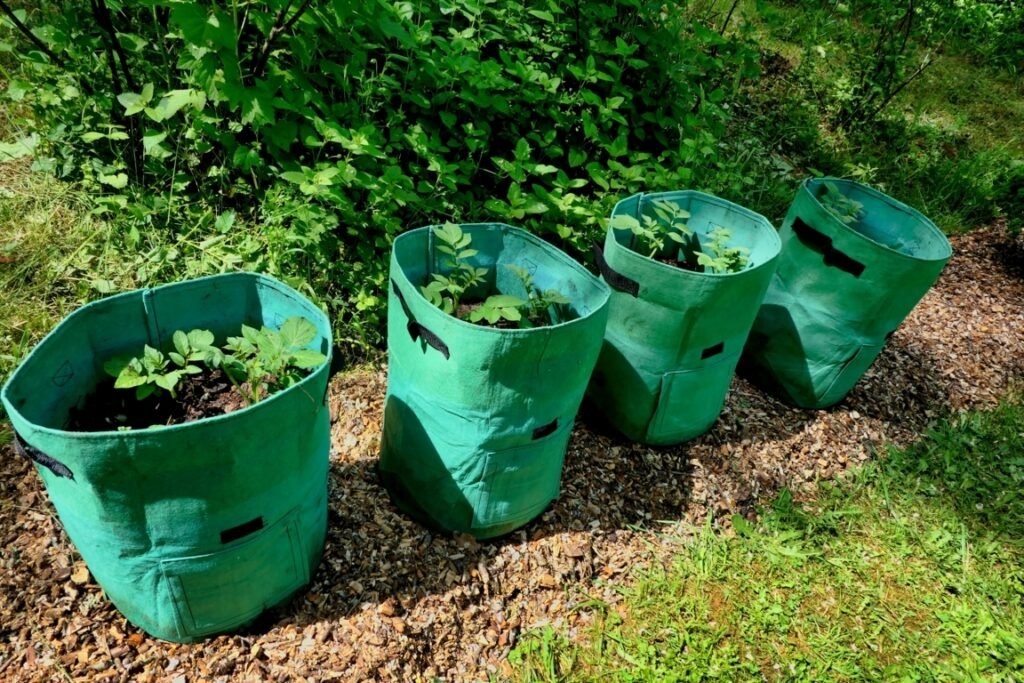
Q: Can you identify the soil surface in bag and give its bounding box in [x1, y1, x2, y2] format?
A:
[68, 369, 248, 431]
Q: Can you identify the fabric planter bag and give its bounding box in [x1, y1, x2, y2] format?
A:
[1, 273, 332, 642]
[588, 191, 782, 445]
[379, 223, 610, 539]
[742, 177, 952, 408]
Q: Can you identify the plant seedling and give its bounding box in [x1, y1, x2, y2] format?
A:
[612, 200, 751, 274]
[104, 331, 211, 400]
[818, 182, 865, 225]
[467, 294, 525, 325]
[223, 316, 328, 404]
[697, 226, 751, 274]
[104, 318, 326, 406]
[420, 223, 489, 315]
[506, 264, 572, 327]
[610, 199, 697, 259]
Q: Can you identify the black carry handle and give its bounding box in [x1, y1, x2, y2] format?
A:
[791, 217, 866, 278]
[592, 241, 640, 297]
[390, 279, 451, 360]
[532, 418, 559, 440]
[220, 516, 264, 544]
[13, 433, 74, 480]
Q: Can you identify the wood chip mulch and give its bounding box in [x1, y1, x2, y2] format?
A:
[1, 223, 1022, 682]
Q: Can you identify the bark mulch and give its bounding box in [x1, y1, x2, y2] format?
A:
[1, 223, 1022, 681]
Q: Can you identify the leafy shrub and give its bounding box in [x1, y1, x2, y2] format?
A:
[0, 0, 760, 353]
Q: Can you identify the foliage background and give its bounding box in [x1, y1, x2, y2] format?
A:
[0, 0, 1021, 370]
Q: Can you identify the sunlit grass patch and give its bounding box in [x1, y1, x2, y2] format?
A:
[511, 398, 1024, 682]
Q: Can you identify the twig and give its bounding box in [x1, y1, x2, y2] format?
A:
[89, 0, 142, 184]
[251, 0, 313, 80]
[92, 0, 137, 92]
[718, 0, 740, 36]
[0, 0, 94, 95]
[0, 0, 60, 62]
[864, 50, 937, 121]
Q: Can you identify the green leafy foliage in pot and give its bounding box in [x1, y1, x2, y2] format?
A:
[817, 181, 866, 226]
[610, 200, 752, 274]
[222, 317, 328, 404]
[420, 224, 572, 329]
[104, 316, 326, 408]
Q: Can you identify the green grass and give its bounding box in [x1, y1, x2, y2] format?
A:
[0, 161, 100, 384]
[730, 0, 1024, 233]
[510, 397, 1024, 681]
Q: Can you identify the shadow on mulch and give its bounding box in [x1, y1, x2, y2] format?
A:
[254, 416, 697, 633]
[253, 329, 957, 633]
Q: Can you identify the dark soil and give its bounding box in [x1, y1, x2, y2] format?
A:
[656, 255, 702, 272]
[67, 369, 248, 432]
[456, 302, 521, 329]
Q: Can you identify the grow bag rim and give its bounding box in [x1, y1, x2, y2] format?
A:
[803, 177, 953, 263]
[608, 190, 782, 280]
[392, 222, 611, 337]
[1, 272, 333, 440]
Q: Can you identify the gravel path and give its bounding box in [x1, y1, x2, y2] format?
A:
[1, 224, 1021, 681]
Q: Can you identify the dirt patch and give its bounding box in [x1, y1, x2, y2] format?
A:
[1, 223, 1022, 681]
[67, 370, 248, 431]
[655, 255, 702, 271]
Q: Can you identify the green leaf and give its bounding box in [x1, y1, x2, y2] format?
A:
[173, 330, 189, 356]
[187, 329, 215, 349]
[214, 211, 236, 233]
[142, 130, 167, 154]
[290, 348, 327, 368]
[98, 173, 129, 189]
[145, 89, 205, 122]
[486, 294, 527, 307]
[117, 83, 154, 116]
[528, 9, 555, 22]
[103, 356, 131, 379]
[609, 214, 641, 232]
[114, 368, 147, 389]
[153, 372, 180, 391]
[279, 317, 317, 349]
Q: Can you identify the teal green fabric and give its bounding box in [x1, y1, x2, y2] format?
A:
[743, 178, 952, 408]
[379, 224, 610, 539]
[1, 273, 332, 642]
[588, 191, 781, 445]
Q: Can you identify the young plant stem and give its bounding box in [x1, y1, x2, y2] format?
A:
[0, 0, 94, 95]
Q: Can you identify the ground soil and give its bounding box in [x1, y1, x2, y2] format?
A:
[1, 223, 1022, 681]
[655, 255, 701, 271]
[67, 370, 248, 431]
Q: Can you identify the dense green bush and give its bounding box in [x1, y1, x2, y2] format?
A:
[0, 0, 759, 352]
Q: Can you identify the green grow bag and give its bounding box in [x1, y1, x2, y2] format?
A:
[588, 191, 781, 445]
[379, 224, 610, 539]
[743, 178, 952, 408]
[1, 273, 332, 642]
